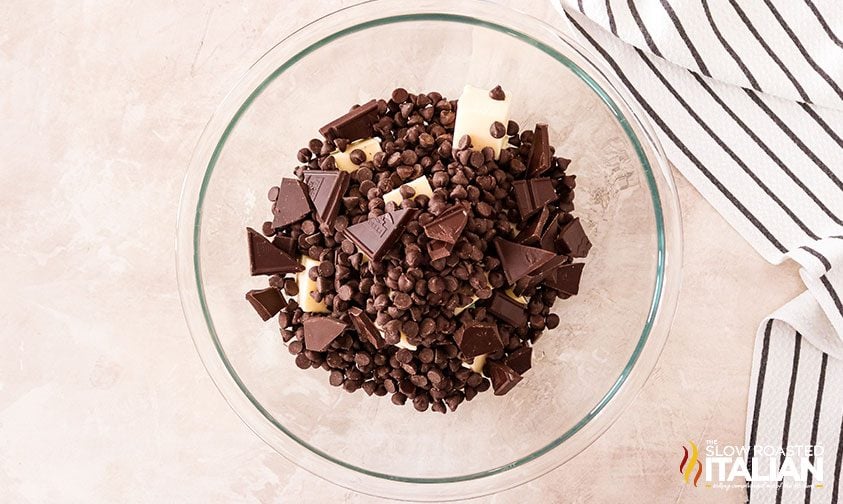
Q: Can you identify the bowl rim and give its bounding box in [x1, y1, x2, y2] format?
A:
[176, 0, 683, 500]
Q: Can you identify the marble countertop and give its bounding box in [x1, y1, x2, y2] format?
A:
[0, 1, 806, 502]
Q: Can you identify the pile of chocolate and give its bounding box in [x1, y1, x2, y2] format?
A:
[245, 85, 590, 413]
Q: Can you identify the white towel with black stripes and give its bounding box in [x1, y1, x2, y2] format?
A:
[553, 0, 843, 501]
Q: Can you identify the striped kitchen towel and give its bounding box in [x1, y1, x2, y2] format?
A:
[552, 0, 843, 501]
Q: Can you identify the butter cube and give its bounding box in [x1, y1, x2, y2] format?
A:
[462, 353, 487, 373]
[452, 85, 511, 159]
[383, 175, 434, 206]
[505, 288, 528, 305]
[297, 256, 328, 313]
[331, 137, 382, 172]
[395, 333, 418, 351]
[454, 296, 478, 315]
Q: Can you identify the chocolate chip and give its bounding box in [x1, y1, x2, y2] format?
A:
[489, 121, 505, 139]
[413, 394, 430, 411]
[349, 149, 366, 165]
[392, 88, 409, 103]
[489, 85, 506, 100]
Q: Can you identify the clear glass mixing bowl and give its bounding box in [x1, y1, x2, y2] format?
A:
[176, 0, 682, 500]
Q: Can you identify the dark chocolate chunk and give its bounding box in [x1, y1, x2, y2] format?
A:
[557, 217, 592, 258]
[487, 291, 528, 327]
[512, 254, 569, 296]
[511, 178, 558, 220]
[489, 85, 506, 101]
[272, 235, 297, 256]
[343, 208, 417, 261]
[348, 307, 384, 349]
[454, 322, 504, 358]
[245, 287, 286, 321]
[247, 227, 304, 275]
[303, 170, 350, 230]
[422, 205, 468, 244]
[515, 206, 551, 245]
[319, 100, 378, 142]
[271, 178, 312, 229]
[303, 316, 348, 351]
[545, 262, 585, 295]
[493, 237, 557, 284]
[539, 216, 559, 252]
[488, 361, 522, 395]
[527, 123, 551, 177]
[427, 240, 454, 261]
[505, 346, 532, 375]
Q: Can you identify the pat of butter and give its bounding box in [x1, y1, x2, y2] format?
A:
[395, 333, 418, 351]
[452, 85, 511, 159]
[505, 288, 528, 305]
[462, 353, 487, 373]
[454, 297, 478, 315]
[383, 176, 434, 206]
[297, 256, 328, 313]
[331, 137, 382, 172]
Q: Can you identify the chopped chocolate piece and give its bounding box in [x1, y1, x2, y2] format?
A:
[489, 361, 522, 395]
[487, 291, 528, 327]
[511, 178, 558, 220]
[422, 205, 468, 244]
[489, 85, 506, 101]
[539, 216, 559, 252]
[512, 254, 569, 296]
[348, 307, 384, 349]
[557, 217, 592, 258]
[493, 237, 557, 284]
[303, 316, 347, 351]
[505, 346, 532, 375]
[303, 170, 350, 230]
[343, 208, 418, 261]
[319, 99, 379, 142]
[271, 178, 312, 229]
[247, 227, 304, 276]
[271, 235, 297, 256]
[527, 123, 551, 177]
[427, 240, 454, 261]
[515, 206, 551, 245]
[245, 287, 286, 321]
[454, 322, 504, 358]
[545, 262, 585, 295]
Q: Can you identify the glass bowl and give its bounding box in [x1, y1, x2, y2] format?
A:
[176, 0, 682, 500]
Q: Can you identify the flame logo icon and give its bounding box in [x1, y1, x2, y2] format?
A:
[679, 441, 703, 486]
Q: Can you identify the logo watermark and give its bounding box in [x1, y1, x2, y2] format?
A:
[679, 440, 824, 490]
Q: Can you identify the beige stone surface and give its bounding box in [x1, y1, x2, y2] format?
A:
[0, 1, 805, 502]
